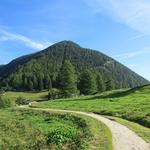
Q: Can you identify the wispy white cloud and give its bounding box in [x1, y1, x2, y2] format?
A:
[0, 30, 52, 50]
[113, 47, 150, 60]
[85, 0, 150, 34]
[128, 34, 146, 41]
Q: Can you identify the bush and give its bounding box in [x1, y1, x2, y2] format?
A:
[0, 97, 15, 108]
[48, 89, 62, 100]
[0, 90, 5, 96]
[47, 126, 77, 147]
[15, 97, 28, 105]
[61, 89, 79, 98]
[48, 89, 79, 100]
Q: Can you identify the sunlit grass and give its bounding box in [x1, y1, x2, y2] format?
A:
[0, 108, 112, 150]
[32, 85, 150, 142]
[4, 91, 48, 101]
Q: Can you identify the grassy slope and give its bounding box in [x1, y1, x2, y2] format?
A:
[4, 91, 48, 101]
[31, 85, 150, 142]
[33, 85, 150, 126]
[3, 85, 150, 143]
[0, 108, 112, 150]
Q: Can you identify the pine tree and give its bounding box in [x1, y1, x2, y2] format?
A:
[44, 75, 52, 90]
[57, 60, 77, 97]
[96, 73, 106, 92]
[28, 77, 33, 91]
[79, 69, 97, 95]
[23, 76, 28, 90]
[33, 76, 38, 90]
[38, 76, 44, 91]
[12, 74, 21, 89]
[106, 79, 115, 91]
[48, 77, 52, 90]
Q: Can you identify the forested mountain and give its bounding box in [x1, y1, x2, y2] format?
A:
[0, 65, 4, 72]
[0, 40, 149, 91]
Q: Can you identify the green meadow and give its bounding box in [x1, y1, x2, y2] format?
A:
[1, 84, 150, 147]
[31, 85, 150, 142]
[4, 91, 48, 101]
[0, 108, 112, 150]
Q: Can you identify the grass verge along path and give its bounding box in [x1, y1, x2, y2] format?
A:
[106, 116, 150, 143]
[32, 85, 150, 128]
[0, 108, 112, 150]
[28, 108, 150, 150]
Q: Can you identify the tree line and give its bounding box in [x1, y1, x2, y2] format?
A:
[48, 60, 114, 99]
[1, 60, 114, 99]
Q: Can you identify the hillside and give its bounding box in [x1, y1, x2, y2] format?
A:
[32, 84, 150, 128]
[0, 40, 149, 90]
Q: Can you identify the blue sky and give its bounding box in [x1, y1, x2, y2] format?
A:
[0, 0, 150, 80]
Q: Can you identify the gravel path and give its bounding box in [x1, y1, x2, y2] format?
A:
[28, 107, 150, 150]
[89, 113, 150, 150]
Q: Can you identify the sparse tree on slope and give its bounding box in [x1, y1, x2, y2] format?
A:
[57, 60, 77, 97]
[28, 77, 33, 90]
[44, 75, 52, 90]
[38, 76, 44, 91]
[33, 75, 38, 90]
[106, 79, 115, 91]
[96, 73, 106, 92]
[79, 69, 97, 95]
[48, 77, 52, 90]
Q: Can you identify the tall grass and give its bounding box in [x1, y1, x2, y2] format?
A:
[0, 97, 15, 108]
[0, 108, 112, 150]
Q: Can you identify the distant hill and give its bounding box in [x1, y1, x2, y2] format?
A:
[0, 40, 149, 90]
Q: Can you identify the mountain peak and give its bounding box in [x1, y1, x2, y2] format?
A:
[54, 40, 81, 48]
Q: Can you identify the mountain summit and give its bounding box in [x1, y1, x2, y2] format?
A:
[0, 41, 149, 90]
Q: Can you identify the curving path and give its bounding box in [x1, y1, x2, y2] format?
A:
[26, 107, 150, 150]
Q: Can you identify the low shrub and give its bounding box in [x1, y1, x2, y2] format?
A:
[15, 97, 28, 105]
[48, 89, 62, 100]
[47, 126, 78, 147]
[48, 89, 79, 100]
[0, 97, 15, 108]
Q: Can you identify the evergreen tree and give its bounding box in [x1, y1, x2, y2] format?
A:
[79, 69, 97, 95]
[28, 78, 33, 91]
[57, 60, 77, 97]
[48, 77, 52, 90]
[12, 74, 22, 89]
[38, 76, 44, 91]
[96, 73, 106, 92]
[44, 75, 52, 90]
[43, 76, 47, 89]
[106, 79, 115, 91]
[33, 75, 38, 90]
[23, 76, 28, 90]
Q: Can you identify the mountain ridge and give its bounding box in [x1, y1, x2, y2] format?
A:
[0, 40, 149, 90]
